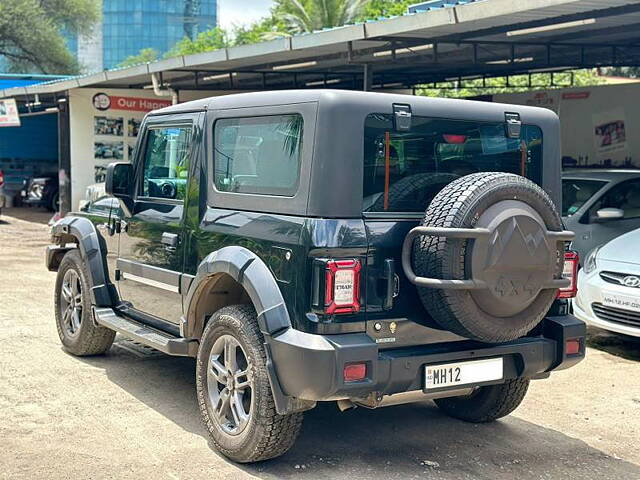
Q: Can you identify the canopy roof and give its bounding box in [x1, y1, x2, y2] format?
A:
[2, 0, 640, 100]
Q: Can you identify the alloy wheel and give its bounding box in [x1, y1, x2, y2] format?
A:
[60, 269, 83, 337]
[207, 334, 253, 436]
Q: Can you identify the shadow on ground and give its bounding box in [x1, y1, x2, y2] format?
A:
[588, 327, 640, 361]
[1, 207, 52, 226]
[78, 338, 640, 480]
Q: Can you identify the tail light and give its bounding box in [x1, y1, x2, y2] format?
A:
[313, 259, 361, 315]
[0, 170, 4, 187]
[557, 251, 578, 299]
[343, 363, 367, 382]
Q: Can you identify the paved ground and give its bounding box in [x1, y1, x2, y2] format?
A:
[1, 207, 639, 480]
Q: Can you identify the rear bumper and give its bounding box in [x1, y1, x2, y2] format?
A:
[268, 315, 586, 402]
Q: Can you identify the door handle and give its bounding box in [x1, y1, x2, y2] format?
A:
[161, 232, 179, 252]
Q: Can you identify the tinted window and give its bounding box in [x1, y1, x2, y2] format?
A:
[141, 126, 192, 200]
[363, 114, 543, 212]
[589, 179, 640, 220]
[561, 179, 606, 216]
[214, 115, 303, 197]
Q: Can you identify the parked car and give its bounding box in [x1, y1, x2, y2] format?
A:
[46, 90, 584, 463]
[574, 227, 640, 337]
[0, 169, 5, 216]
[563, 169, 640, 261]
[22, 175, 59, 212]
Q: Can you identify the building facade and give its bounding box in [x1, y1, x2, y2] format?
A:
[70, 0, 218, 72]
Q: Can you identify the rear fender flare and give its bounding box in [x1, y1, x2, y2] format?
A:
[49, 216, 116, 307]
[184, 247, 314, 415]
[183, 246, 291, 340]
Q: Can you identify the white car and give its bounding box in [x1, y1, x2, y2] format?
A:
[574, 228, 640, 337]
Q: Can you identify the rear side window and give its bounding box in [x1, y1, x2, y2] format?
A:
[363, 114, 543, 212]
[214, 114, 303, 197]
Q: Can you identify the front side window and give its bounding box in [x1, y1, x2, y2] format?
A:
[141, 125, 192, 200]
[562, 179, 607, 216]
[363, 114, 543, 212]
[214, 114, 303, 197]
[588, 179, 640, 220]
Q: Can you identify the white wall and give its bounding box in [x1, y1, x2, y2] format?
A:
[494, 83, 640, 169]
[68, 88, 233, 209]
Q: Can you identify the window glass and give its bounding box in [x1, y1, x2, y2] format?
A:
[141, 125, 192, 200]
[214, 115, 303, 196]
[589, 179, 640, 220]
[363, 114, 543, 213]
[561, 179, 607, 216]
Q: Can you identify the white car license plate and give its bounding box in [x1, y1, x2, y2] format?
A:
[602, 291, 640, 313]
[424, 357, 503, 390]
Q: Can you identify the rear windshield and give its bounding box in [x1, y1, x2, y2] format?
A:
[561, 179, 607, 216]
[363, 114, 543, 213]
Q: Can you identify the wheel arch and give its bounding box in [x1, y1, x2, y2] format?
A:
[49, 216, 116, 307]
[183, 246, 291, 341]
[183, 246, 312, 415]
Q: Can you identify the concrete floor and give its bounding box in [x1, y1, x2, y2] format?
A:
[1, 208, 639, 480]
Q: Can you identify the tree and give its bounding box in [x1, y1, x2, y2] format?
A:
[118, 48, 159, 68]
[273, 0, 370, 34]
[417, 70, 605, 98]
[0, 0, 100, 74]
[359, 0, 413, 19]
[165, 27, 230, 57]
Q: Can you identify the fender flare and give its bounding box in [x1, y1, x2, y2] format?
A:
[49, 216, 116, 307]
[184, 246, 291, 339]
[184, 246, 314, 414]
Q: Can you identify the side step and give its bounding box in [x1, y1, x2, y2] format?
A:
[93, 307, 198, 357]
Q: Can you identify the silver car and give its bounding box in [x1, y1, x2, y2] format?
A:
[563, 169, 640, 261]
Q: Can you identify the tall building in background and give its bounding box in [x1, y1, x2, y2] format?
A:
[68, 0, 218, 72]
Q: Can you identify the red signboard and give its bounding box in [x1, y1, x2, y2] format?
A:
[562, 91, 590, 100]
[92, 92, 171, 112]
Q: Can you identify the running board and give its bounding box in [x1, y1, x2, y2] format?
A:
[93, 307, 197, 357]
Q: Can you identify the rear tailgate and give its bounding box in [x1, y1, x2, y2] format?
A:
[363, 217, 466, 348]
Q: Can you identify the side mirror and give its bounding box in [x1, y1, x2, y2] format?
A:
[596, 207, 624, 221]
[105, 162, 133, 214]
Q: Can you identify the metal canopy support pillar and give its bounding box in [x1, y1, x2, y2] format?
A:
[57, 94, 71, 215]
[363, 64, 373, 91]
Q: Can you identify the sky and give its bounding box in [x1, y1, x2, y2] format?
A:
[218, 0, 274, 30]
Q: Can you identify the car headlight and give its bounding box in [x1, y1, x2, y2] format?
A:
[583, 246, 600, 274]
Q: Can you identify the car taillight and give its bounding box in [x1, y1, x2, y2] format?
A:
[343, 363, 367, 382]
[324, 259, 361, 314]
[557, 251, 578, 299]
[0, 170, 4, 187]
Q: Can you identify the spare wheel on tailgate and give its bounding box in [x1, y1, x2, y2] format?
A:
[402, 172, 574, 343]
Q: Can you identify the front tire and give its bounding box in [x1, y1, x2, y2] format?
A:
[196, 305, 303, 463]
[54, 250, 115, 356]
[434, 378, 530, 423]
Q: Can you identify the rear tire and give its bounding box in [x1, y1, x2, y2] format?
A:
[54, 250, 115, 356]
[434, 378, 529, 422]
[196, 305, 303, 463]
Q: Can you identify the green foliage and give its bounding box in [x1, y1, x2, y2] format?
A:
[273, 0, 370, 34]
[604, 66, 640, 79]
[418, 70, 605, 98]
[0, 0, 100, 74]
[233, 16, 289, 46]
[359, 0, 413, 19]
[165, 27, 230, 57]
[117, 48, 159, 68]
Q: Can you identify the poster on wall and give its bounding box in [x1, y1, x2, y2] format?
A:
[592, 108, 629, 164]
[0, 98, 20, 127]
[91, 92, 169, 165]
